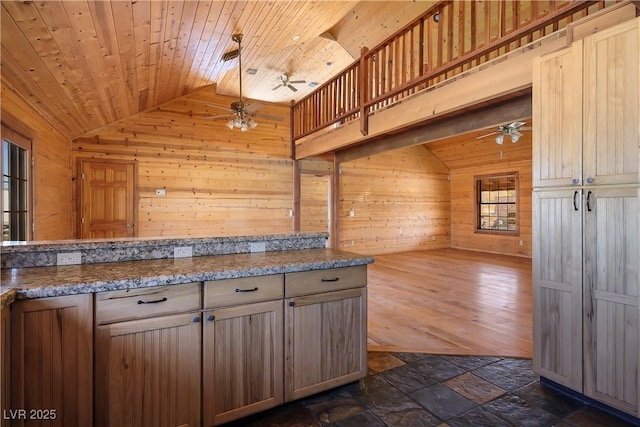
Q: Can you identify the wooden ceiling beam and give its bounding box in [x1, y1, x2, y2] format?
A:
[336, 92, 532, 163]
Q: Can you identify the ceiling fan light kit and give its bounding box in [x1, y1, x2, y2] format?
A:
[477, 121, 529, 145]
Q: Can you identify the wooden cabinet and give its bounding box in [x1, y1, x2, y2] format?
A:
[532, 189, 583, 391]
[94, 284, 202, 427]
[284, 266, 367, 401]
[10, 294, 93, 427]
[1, 304, 10, 427]
[202, 275, 284, 426]
[532, 18, 640, 416]
[583, 187, 639, 415]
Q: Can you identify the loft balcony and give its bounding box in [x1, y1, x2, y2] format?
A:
[291, 0, 634, 160]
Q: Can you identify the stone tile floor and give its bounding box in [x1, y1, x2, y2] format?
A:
[226, 352, 639, 427]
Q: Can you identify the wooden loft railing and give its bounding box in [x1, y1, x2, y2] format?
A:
[291, 0, 617, 143]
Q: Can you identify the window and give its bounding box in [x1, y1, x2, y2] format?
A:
[1, 126, 32, 242]
[475, 172, 518, 234]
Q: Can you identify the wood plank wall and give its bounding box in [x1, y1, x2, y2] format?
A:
[338, 145, 450, 255]
[1, 76, 73, 240]
[449, 160, 532, 257]
[71, 88, 293, 238]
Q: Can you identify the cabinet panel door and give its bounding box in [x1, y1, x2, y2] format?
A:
[285, 288, 367, 401]
[583, 19, 639, 186]
[533, 41, 583, 188]
[584, 187, 639, 415]
[95, 313, 201, 427]
[532, 190, 583, 391]
[203, 300, 283, 426]
[11, 294, 93, 427]
[1, 305, 9, 427]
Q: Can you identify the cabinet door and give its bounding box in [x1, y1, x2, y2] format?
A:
[203, 300, 283, 426]
[285, 288, 367, 402]
[1, 304, 10, 427]
[532, 41, 583, 188]
[532, 190, 583, 391]
[584, 187, 639, 416]
[10, 294, 93, 427]
[583, 19, 639, 186]
[95, 313, 201, 427]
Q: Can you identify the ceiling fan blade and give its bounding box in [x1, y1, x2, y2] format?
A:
[289, 80, 306, 84]
[476, 131, 498, 139]
[272, 83, 284, 91]
[508, 121, 526, 129]
[244, 102, 265, 113]
[205, 103, 232, 112]
[287, 84, 298, 92]
[251, 112, 284, 121]
[202, 113, 234, 120]
[511, 130, 523, 138]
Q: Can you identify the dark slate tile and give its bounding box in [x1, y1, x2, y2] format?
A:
[392, 352, 431, 364]
[378, 362, 439, 393]
[444, 356, 503, 371]
[305, 388, 366, 424]
[370, 396, 443, 427]
[443, 372, 506, 405]
[224, 400, 321, 427]
[343, 374, 406, 407]
[472, 362, 538, 391]
[493, 357, 533, 371]
[412, 356, 467, 382]
[514, 382, 584, 418]
[446, 407, 511, 427]
[409, 384, 476, 422]
[484, 393, 561, 427]
[334, 410, 385, 427]
[562, 406, 638, 427]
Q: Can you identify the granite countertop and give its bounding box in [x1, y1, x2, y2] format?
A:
[1, 248, 373, 306]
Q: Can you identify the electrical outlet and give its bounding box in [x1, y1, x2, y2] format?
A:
[155, 188, 166, 196]
[250, 242, 266, 253]
[174, 246, 193, 258]
[57, 252, 82, 266]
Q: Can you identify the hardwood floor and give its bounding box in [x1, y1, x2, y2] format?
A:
[367, 248, 532, 358]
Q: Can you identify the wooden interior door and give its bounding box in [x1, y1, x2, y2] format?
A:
[80, 160, 135, 239]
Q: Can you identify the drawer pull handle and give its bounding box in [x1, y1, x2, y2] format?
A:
[321, 277, 340, 283]
[207, 315, 215, 322]
[288, 301, 295, 307]
[137, 297, 168, 305]
[235, 287, 259, 293]
[192, 316, 200, 323]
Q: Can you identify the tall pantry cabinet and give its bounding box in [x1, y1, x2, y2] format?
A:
[532, 18, 639, 417]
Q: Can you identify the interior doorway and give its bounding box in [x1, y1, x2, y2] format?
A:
[78, 159, 137, 239]
[299, 174, 331, 236]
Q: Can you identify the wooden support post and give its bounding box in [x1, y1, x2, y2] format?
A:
[293, 159, 300, 232]
[359, 47, 369, 137]
[331, 155, 340, 250]
[290, 100, 296, 158]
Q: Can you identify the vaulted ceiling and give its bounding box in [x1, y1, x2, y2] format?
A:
[1, 1, 437, 139]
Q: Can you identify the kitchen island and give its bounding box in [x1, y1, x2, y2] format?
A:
[1, 233, 373, 426]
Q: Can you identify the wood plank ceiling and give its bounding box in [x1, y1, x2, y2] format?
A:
[1, 1, 437, 139]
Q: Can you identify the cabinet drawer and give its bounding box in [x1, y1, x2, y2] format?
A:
[285, 265, 367, 297]
[204, 274, 284, 308]
[96, 282, 201, 325]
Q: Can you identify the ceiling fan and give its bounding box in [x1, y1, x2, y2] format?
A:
[476, 121, 531, 144]
[272, 73, 306, 92]
[203, 33, 282, 131]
